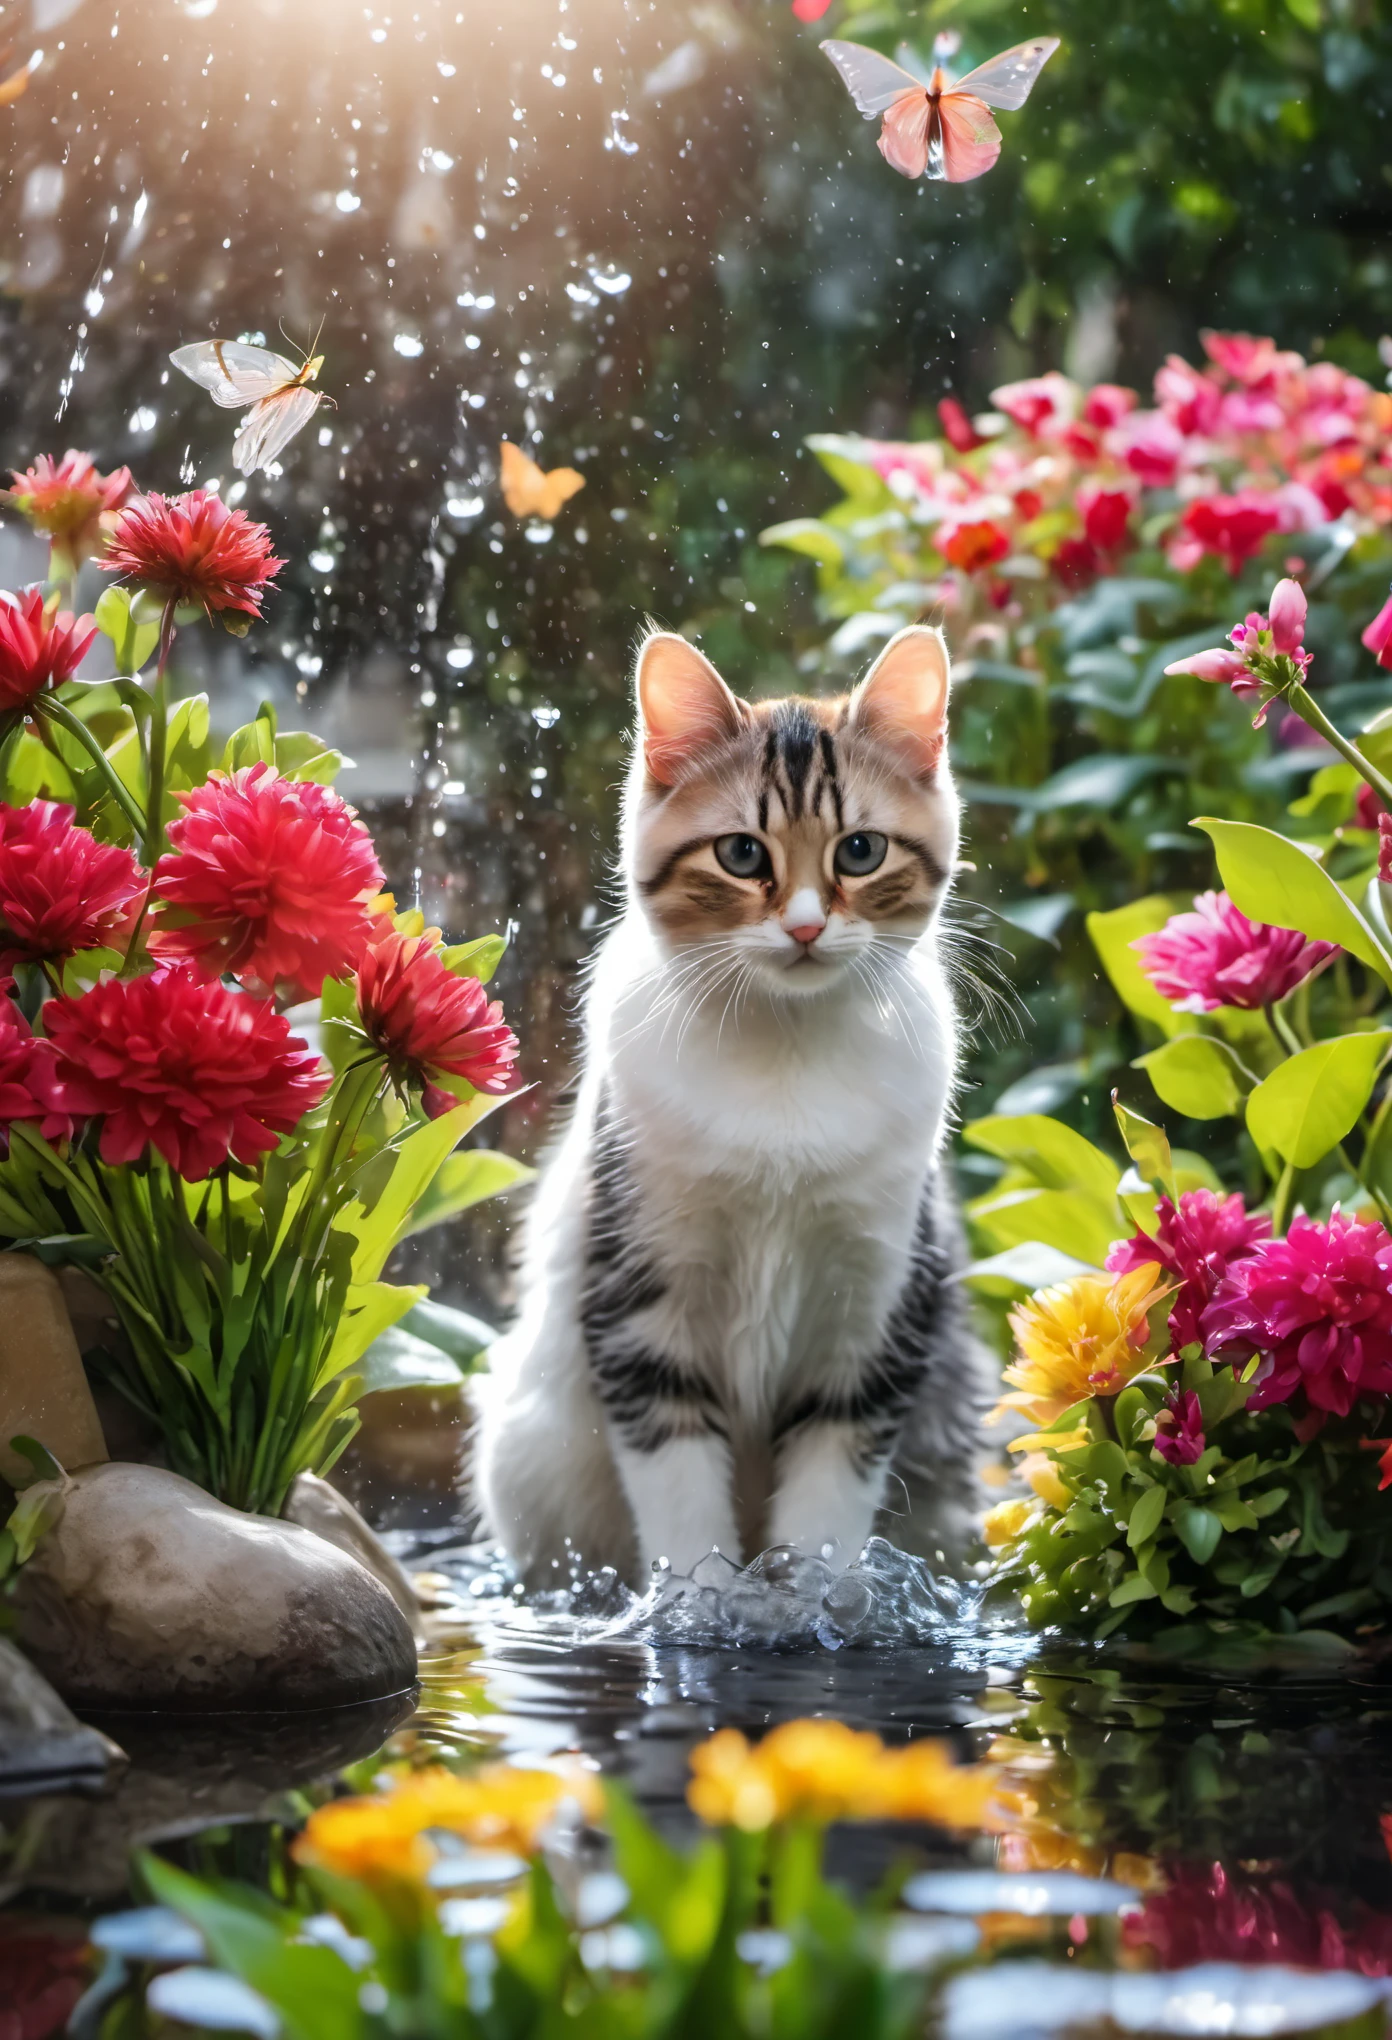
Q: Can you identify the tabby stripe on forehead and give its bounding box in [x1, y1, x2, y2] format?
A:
[817, 728, 843, 829]
[758, 726, 778, 831]
[776, 705, 818, 820]
[892, 833, 948, 889]
[638, 834, 709, 897]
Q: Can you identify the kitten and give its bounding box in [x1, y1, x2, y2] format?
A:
[474, 624, 988, 1587]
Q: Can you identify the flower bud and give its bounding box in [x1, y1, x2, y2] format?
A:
[1165, 646, 1246, 683]
[1267, 576, 1307, 655]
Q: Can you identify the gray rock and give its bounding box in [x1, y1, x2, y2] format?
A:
[13, 1462, 418, 1711]
[0, 1636, 117, 1788]
[283, 1472, 420, 1629]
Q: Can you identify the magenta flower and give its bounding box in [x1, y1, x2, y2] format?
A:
[1380, 812, 1392, 885]
[1363, 589, 1392, 673]
[1203, 1211, 1392, 1417]
[1133, 891, 1337, 1013]
[1108, 1190, 1270, 1350]
[1177, 491, 1284, 574]
[1177, 646, 1249, 686]
[1153, 1389, 1206, 1467]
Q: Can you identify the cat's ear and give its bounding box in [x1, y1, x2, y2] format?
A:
[636, 632, 746, 786]
[847, 626, 950, 777]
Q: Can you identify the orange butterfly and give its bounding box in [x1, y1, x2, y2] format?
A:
[821, 30, 1058, 183]
[499, 441, 586, 521]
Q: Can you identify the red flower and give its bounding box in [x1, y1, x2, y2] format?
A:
[1203, 1210, 1392, 1417]
[1115, 411, 1184, 488]
[1379, 812, 1392, 884]
[0, 997, 75, 1146]
[990, 372, 1076, 437]
[150, 764, 384, 999]
[0, 588, 97, 713]
[1358, 783, 1385, 832]
[43, 970, 330, 1181]
[936, 397, 983, 453]
[355, 924, 519, 1118]
[1362, 590, 1392, 672]
[1133, 890, 1336, 1013]
[4, 450, 133, 565]
[1079, 483, 1133, 555]
[790, 0, 832, 16]
[102, 489, 282, 621]
[1152, 1388, 1206, 1466]
[1178, 491, 1284, 573]
[940, 519, 1010, 573]
[0, 800, 146, 975]
[1050, 536, 1101, 588]
[1108, 1189, 1270, 1350]
[1125, 1859, 1392, 1975]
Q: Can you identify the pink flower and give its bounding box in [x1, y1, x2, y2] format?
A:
[1108, 1189, 1270, 1350]
[4, 451, 133, 567]
[1203, 1210, 1392, 1417]
[103, 490, 282, 623]
[0, 800, 146, 975]
[0, 589, 97, 713]
[1168, 646, 1249, 686]
[1133, 891, 1337, 1013]
[1380, 812, 1392, 884]
[1267, 576, 1308, 655]
[790, 0, 832, 17]
[990, 372, 1077, 437]
[1155, 355, 1223, 436]
[1362, 590, 1392, 672]
[1153, 1389, 1206, 1467]
[1357, 784, 1385, 832]
[44, 968, 330, 1182]
[939, 519, 1010, 572]
[149, 763, 384, 999]
[937, 397, 983, 453]
[1081, 383, 1137, 431]
[1115, 411, 1184, 488]
[1201, 330, 1287, 387]
[1079, 483, 1133, 555]
[0, 997, 75, 1146]
[1178, 491, 1284, 574]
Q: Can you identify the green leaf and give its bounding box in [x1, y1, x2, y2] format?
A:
[1113, 1097, 1177, 1202]
[1136, 1035, 1249, 1120]
[1173, 1504, 1223, 1565]
[357, 1324, 467, 1394]
[1245, 1031, 1392, 1168]
[1194, 818, 1392, 988]
[1087, 896, 1184, 1037]
[322, 1279, 426, 1381]
[967, 1185, 1119, 1268]
[1127, 1483, 1166, 1548]
[398, 1295, 495, 1365]
[758, 517, 846, 566]
[963, 1113, 1121, 1206]
[1108, 1571, 1160, 1607]
[7, 1435, 63, 1486]
[438, 931, 508, 983]
[334, 1092, 503, 1285]
[274, 729, 344, 784]
[93, 585, 160, 675]
[396, 1148, 533, 1240]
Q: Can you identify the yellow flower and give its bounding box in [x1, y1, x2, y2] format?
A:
[1017, 1449, 1076, 1511]
[992, 1264, 1169, 1429]
[687, 1720, 995, 1833]
[983, 1497, 1035, 1548]
[294, 1761, 602, 1883]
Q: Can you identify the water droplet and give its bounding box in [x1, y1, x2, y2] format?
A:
[394, 333, 424, 357]
[532, 704, 561, 729]
[589, 265, 632, 296]
[334, 190, 360, 213]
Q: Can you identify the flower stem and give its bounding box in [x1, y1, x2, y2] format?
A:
[141, 600, 178, 869]
[1270, 1160, 1297, 1238]
[1287, 681, 1392, 812]
[32, 695, 146, 838]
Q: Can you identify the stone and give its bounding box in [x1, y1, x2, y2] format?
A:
[0, 1637, 117, 1789]
[0, 1256, 108, 1486]
[13, 1462, 418, 1711]
[283, 1472, 420, 1628]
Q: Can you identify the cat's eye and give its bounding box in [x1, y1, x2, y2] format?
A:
[834, 831, 888, 877]
[713, 832, 772, 880]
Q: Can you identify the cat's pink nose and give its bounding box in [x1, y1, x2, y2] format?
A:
[787, 922, 824, 946]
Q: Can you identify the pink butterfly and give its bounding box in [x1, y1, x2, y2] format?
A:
[821, 30, 1059, 182]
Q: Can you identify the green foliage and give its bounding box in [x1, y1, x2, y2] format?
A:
[990, 1356, 1392, 1648]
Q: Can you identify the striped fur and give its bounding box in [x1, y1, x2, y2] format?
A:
[475, 626, 990, 1586]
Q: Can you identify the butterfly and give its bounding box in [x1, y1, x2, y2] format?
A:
[169, 334, 332, 475]
[821, 30, 1059, 182]
[499, 440, 586, 521]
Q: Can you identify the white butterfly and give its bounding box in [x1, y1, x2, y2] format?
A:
[169, 337, 332, 475]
